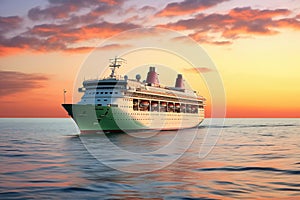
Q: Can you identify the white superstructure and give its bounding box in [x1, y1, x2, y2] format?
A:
[63, 58, 205, 132]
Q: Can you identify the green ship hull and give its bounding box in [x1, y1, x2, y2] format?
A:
[62, 104, 147, 133]
[62, 104, 203, 133]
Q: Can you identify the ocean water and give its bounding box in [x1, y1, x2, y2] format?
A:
[0, 118, 299, 199]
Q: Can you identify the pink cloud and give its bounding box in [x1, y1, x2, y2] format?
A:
[160, 7, 299, 44]
[0, 70, 49, 96]
[0, 21, 139, 56]
[156, 0, 229, 17]
[28, 0, 123, 21]
[0, 16, 22, 34]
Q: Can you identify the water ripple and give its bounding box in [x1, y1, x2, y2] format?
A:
[1, 118, 300, 199]
[198, 166, 300, 175]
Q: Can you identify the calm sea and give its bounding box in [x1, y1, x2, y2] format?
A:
[0, 118, 299, 199]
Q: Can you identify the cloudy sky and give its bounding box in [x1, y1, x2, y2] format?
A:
[0, 0, 300, 117]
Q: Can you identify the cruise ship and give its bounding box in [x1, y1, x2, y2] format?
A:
[62, 58, 205, 133]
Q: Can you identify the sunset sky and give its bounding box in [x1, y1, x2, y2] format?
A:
[0, 0, 300, 118]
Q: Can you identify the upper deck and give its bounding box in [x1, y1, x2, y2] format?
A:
[77, 58, 205, 106]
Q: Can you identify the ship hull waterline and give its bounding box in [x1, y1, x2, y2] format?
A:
[62, 104, 204, 133]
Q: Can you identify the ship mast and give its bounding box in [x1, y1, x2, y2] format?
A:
[109, 57, 125, 78]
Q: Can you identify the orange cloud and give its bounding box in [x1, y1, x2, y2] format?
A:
[0, 70, 49, 96]
[0, 90, 69, 118]
[96, 43, 132, 51]
[156, 0, 229, 17]
[78, 22, 139, 40]
[29, 21, 139, 42]
[64, 46, 94, 54]
[1, 2, 299, 57]
[160, 7, 299, 43]
[276, 18, 300, 30]
[0, 16, 22, 34]
[228, 7, 291, 20]
[27, 0, 124, 21]
[0, 21, 139, 56]
[0, 70, 72, 118]
[100, 0, 119, 5]
[64, 44, 133, 53]
[29, 24, 66, 37]
[0, 46, 25, 56]
[187, 32, 232, 45]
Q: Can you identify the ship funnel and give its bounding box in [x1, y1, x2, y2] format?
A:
[175, 74, 184, 89]
[146, 67, 159, 84]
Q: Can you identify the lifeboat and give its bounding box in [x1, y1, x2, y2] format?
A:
[140, 101, 150, 107]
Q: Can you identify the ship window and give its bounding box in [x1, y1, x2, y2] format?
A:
[96, 92, 99, 94]
[110, 92, 113, 94]
[97, 99, 100, 101]
[105, 92, 108, 94]
[104, 99, 107, 101]
[101, 92, 103, 94]
[115, 92, 118, 94]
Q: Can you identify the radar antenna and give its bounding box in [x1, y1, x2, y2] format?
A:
[109, 57, 126, 78]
